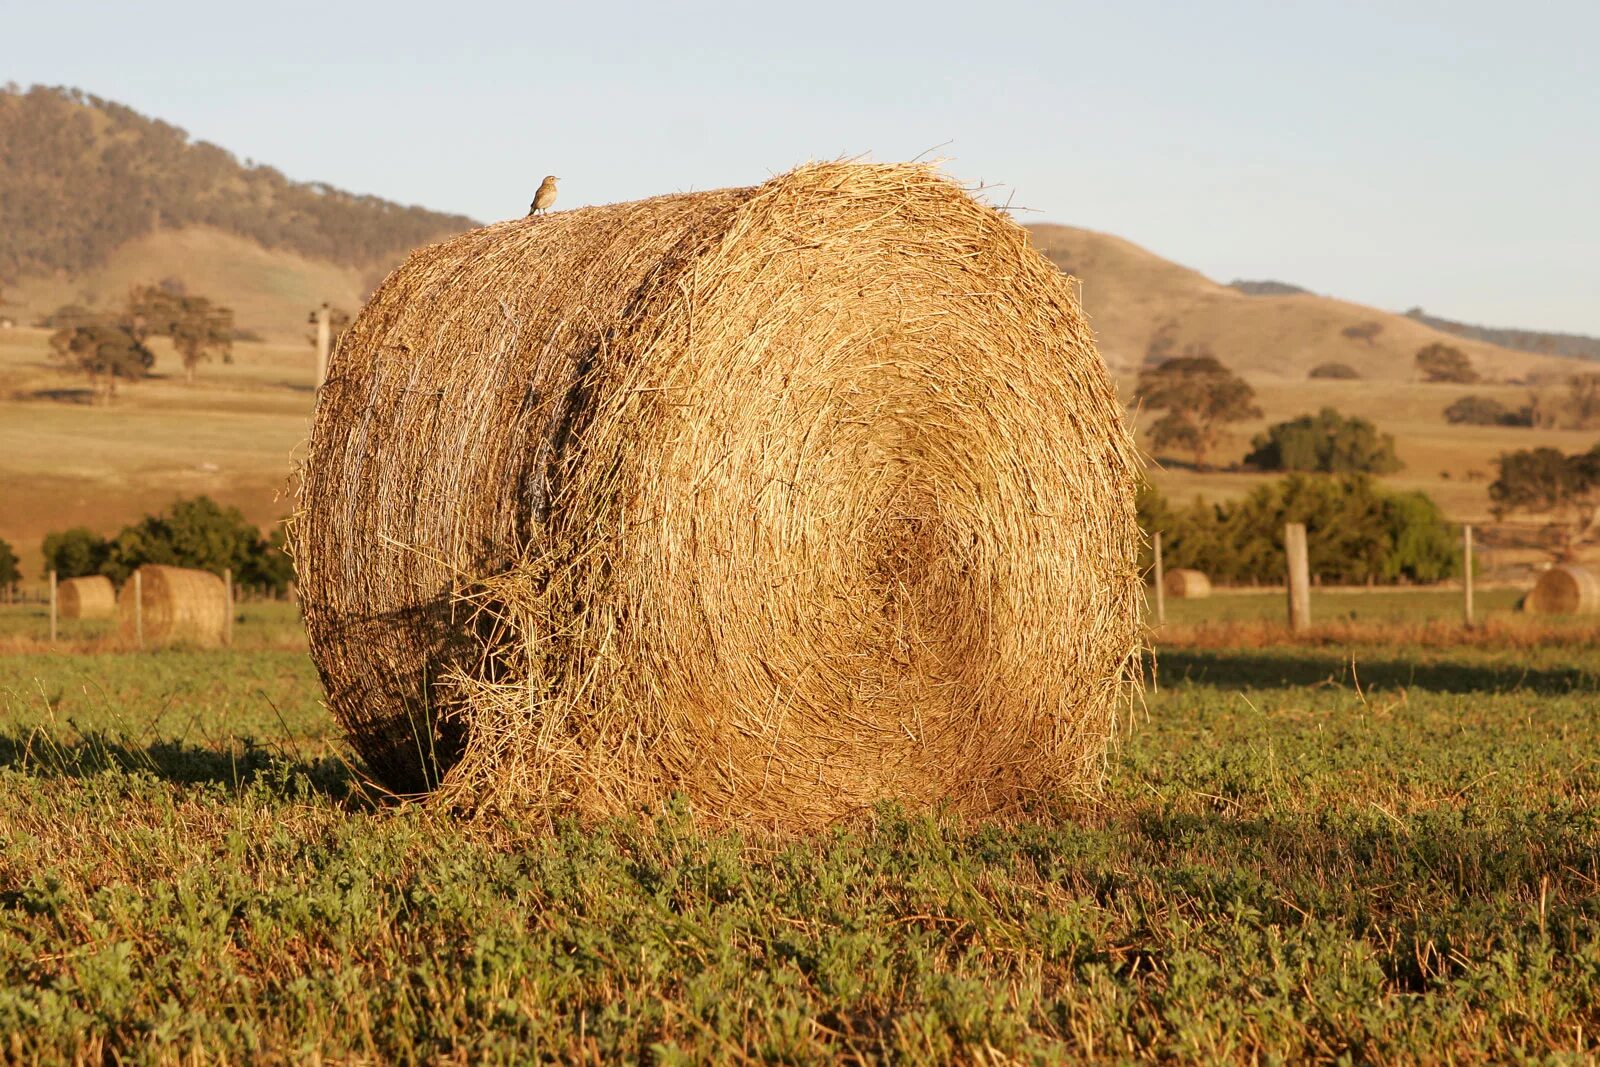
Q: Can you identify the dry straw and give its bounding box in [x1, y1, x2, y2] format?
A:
[1524, 565, 1600, 615]
[58, 574, 115, 619]
[1162, 568, 1212, 599]
[294, 161, 1143, 831]
[117, 565, 229, 647]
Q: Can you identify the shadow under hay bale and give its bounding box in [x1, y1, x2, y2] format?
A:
[294, 161, 1142, 829]
[1162, 568, 1212, 599]
[1523, 565, 1600, 615]
[117, 565, 228, 647]
[58, 575, 115, 619]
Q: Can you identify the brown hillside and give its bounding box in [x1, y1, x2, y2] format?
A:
[1027, 224, 1571, 383]
[6, 227, 374, 344]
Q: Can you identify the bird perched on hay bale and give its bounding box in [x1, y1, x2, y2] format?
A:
[527, 175, 559, 217]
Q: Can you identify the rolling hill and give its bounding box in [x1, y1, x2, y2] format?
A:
[0, 85, 477, 342]
[1027, 224, 1573, 384]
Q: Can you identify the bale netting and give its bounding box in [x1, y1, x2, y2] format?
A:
[1523, 565, 1600, 615]
[1162, 568, 1212, 599]
[58, 574, 115, 619]
[294, 161, 1143, 830]
[116, 565, 229, 647]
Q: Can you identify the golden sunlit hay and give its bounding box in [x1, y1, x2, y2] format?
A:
[1524, 565, 1600, 616]
[58, 574, 115, 619]
[1162, 568, 1212, 599]
[293, 161, 1142, 831]
[116, 565, 228, 647]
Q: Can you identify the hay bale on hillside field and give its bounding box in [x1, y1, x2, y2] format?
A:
[58, 574, 115, 619]
[116, 565, 228, 647]
[1523, 565, 1600, 615]
[294, 161, 1142, 830]
[1162, 568, 1212, 599]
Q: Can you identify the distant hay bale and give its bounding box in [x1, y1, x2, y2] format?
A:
[294, 161, 1142, 830]
[1162, 568, 1212, 599]
[1523, 566, 1600, 615]
[57, 575, 115, 619]
[116, 565, 228, 646]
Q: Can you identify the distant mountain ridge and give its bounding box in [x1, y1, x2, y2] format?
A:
[1402, 307, 1600, 363]
[0, 84, 477, 285]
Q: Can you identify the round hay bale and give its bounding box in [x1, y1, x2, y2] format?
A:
[1523, 565, 1600, 615]
[295, 161, 1142, 828]
[57, 574, 115, 619]
[1162, 568, 1212, 599]
[116, 565, 228, 647]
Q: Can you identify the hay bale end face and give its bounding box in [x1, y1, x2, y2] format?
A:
[58, 574, 115, 619]
[295, 161, 1142, 829]
[1524, 566, 1600, 615]
[117, 565, 228, 647]
[1162, 568, 1212, 599]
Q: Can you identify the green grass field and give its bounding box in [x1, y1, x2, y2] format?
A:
[1, 602, 1596, 1062]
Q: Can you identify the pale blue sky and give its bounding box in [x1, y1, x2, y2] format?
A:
[5, 0, 1597, 332]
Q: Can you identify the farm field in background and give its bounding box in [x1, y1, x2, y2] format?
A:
[0, 615, 1595, 1060]
[5, 321, 1591, 583]
[0, 327, 314, 579]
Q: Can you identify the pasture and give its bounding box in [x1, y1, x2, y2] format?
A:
[1, 600, 1595, 1062]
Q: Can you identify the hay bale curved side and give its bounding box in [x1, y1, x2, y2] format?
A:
[58, 575, 116, 619]
[295, 161, 1143, 826]
[1524, 565, 1600, 615]
[1162, 568, 1212, 599]
[117, 565, 228, 646]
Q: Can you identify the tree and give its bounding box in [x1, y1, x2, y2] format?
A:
[1415, 343, 1479, 384]
[0, 538, 20, 598]
[1488, 445, 1600, 559]
[1567, 372, 1600, 429]
[124, 285, 235, 384]
[1309, 362, 1360, 380]
[1446, 395, 1534, 427]
[41, 527, 111, 578]
[1134, 353, 1261, 470]
[48, 323, 154, 402]
[1340, 321, 1383, 347]
[1244, 408, 1403, 474]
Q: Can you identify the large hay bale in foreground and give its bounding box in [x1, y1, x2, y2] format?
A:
[58, 575, 115, 619]
[1162, 568, 1212, 599]
[117, 565, 228, 647]
[295, 162, 1142, 829]
[1524, 566, 1600, 615]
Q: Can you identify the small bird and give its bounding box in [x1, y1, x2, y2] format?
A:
[528, 175, 560, 217]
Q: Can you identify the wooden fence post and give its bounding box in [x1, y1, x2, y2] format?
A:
[1153, 531, 1166, 627]
[223, 567, 234, 647]
[134, 568, 144, 649]
[49, 569, 57, 643]
[1285, 522, 1311, 633]
[314, 303, 331, 390]
[1463, 524, 1475, 626]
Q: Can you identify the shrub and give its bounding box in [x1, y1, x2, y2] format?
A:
[1415, 343, 1479, 384]
[1309, 362, 1360, 380]
[1139, 475, 1459, 585]
[41, 498, 293, 594]
[41, 527, 111, 578]
[1244, 408, 1402, 474]
[0, 538, 19, 595]
[1443, 395, 1533, 427]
